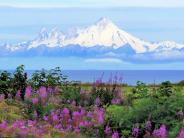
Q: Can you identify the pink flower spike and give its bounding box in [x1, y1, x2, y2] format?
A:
[178, 129, 184, 138]
[160, 124, 167, 138]
[112, 131, 119, 138]
[25, 86, 32, 99]
[32, 97, 39, 105]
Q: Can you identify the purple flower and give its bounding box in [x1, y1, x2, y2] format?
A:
[52, 114, 58, 122]
[47, 86, 53, 94]
[25, 86, 32, 99]
[160, 124, 166, 138]
[32, 97, 39, 105]
[34, 110, 38, 118]
[104, 123, 111, 135]
[63, 108, 69, 114]
[74, 127, 80, 134]
[112, 131, 119, 138]
[0, 121, 7, 129]
[178, 129, 184, 138]
[39, 86, 47, 98]
[111, 98, 121, 105]
[132, 127, 139, 138]
[66, 124, 72, 130]
[72, 100, 76, 106]
[87, 111, 93, 118]
[28, 120, 35, 127]
[43, 115, 48, 121]
[145, 120, 152, 130]
[95, 97, 101, 106]
[153, 129, 160, 137]
[79, 121, 85, 127]
[73, 111, 80, 117]
[97, 108, 104, 125]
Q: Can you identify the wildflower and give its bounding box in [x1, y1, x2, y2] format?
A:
[153, 129, 160, 138]
[95, 97, 101, 106]
[43, 115, 48, 121]
[74, 127, 80, 134]
[87, 111, 93, 118]
[25, 86, 32, 99]
[52, 114, 58, 122]
[132, 127, 139, 138]
[178, 129, 184, 138]
[111, 98, 121, 105]
[73, 111, 81, 126]
[66, 124, 72, 130]
[0, 121, 7, 130]
[145, 120, 152, 131]
[63, 108, 70, 114]
[97, 108, 104, 125]
[32, 97, 39, 105]
[54, 124, 62, 129]
[34, 110, 38, 119]
[104, 123, 111, 135]
[39, 86, 47, 98]
[160, 124, 166, 138]
[79, 121, 85, 127]
[47, 86, 53, 94]
[72, 100, 76, 106]
[112, 131, 119, 138]
[28, 120, 36, 127]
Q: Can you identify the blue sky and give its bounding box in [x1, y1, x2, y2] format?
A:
[0, 1, 184, 70]
[1, 0, 184, 8]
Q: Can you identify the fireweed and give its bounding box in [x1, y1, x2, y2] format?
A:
[0, 78, 184, 138]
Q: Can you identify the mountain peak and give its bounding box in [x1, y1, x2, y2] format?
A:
[37, 27, 49, 41]
[96, 17, 113, 24]
[95, 17, 117, 28]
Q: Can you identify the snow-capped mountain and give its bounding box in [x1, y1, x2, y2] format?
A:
[62, 17, 154, 53]
[1, 17, 184, 61]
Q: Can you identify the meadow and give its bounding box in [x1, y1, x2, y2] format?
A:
[0, 65, 184, 138]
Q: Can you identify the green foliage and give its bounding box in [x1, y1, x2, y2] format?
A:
[0, 65, 27, 100]
[106, 105, 127, 123]
[1, 65, 184, 138]
[12, 65, 27, 100]
[91, 83, 123, 106]
[0, 71, 12, 98]
[132, 81, 149, 98]
[158, 81, 173, 97]
[29, 67, 66, 90]
[61, 81, 81, 104]
[0, 101, 23, 122]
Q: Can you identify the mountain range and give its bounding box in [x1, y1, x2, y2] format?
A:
[1, 17, 184, 62]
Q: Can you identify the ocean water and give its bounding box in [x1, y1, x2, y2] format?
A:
[3, 70, 184, 85]
[61, 70, 184, 85]
[47, 70, 184, 85]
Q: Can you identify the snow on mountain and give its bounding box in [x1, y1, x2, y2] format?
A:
[28, 28, 65, 49]
[63, 17, 152, 53]
[1, 17, 184, 58]
[155, 41, 184, 51]
[23, 17, 156, 53]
